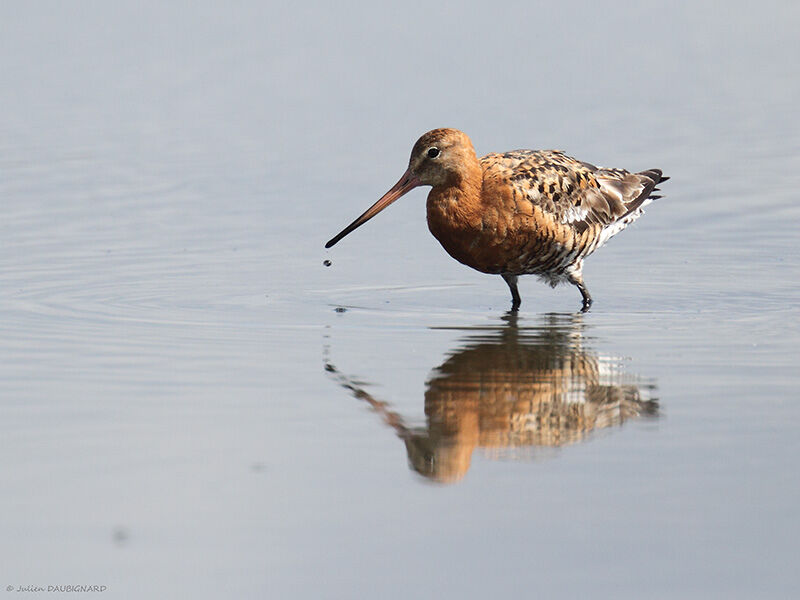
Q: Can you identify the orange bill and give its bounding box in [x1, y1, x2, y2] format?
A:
[325, 169, 421, 248]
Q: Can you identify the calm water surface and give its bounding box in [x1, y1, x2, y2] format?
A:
[1, 2, 799, 598]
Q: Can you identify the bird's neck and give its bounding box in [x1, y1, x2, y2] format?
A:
[425, 160, 485, 266]
[426, 160, 483, 226]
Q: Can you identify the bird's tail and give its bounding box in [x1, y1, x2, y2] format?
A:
[637, 169, 669, 201]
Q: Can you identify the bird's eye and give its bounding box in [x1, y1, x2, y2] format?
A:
[427, 147, 441, 159]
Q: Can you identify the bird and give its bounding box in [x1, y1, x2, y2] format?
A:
[325, 128, 667, 311]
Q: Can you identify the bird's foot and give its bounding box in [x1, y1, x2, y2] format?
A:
[502, 274, 521, 312]
[572, 278, 592, 313]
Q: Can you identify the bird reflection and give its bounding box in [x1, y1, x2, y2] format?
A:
[325, 313, 658, 483]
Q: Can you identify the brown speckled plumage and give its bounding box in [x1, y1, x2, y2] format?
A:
[326, 128, 667, 311]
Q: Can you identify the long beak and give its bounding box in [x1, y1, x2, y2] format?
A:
[325, 169, 421, 248]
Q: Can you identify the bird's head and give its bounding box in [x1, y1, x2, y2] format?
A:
[407, 128, 476, 187]
[325, 128, 475, 248]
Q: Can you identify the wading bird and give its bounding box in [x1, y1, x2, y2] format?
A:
[325, 128, 666, 311]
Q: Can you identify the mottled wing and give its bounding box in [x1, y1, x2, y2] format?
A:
[480, 150, 664, 233]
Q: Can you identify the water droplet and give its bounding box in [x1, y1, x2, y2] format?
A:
[334, 306, 347, 313]
[323, 259, 332, 267]
[112, 527, 129, 546]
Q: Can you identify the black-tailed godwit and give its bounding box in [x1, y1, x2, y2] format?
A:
[325, 128, 667, 311]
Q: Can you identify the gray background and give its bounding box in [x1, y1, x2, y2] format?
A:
[1, 1, 799, 598]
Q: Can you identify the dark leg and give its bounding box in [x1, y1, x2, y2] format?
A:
[501, 274, 521, 311]
[577, 283, 593, 312]
[567, 270, 592, 312]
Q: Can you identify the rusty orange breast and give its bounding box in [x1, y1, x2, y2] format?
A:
[425, 169, 536, 274]
[431, 190, 587, 277]
[425, 177, 505, 274]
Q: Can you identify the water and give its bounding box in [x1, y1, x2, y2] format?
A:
[1, 2, 799, 598]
